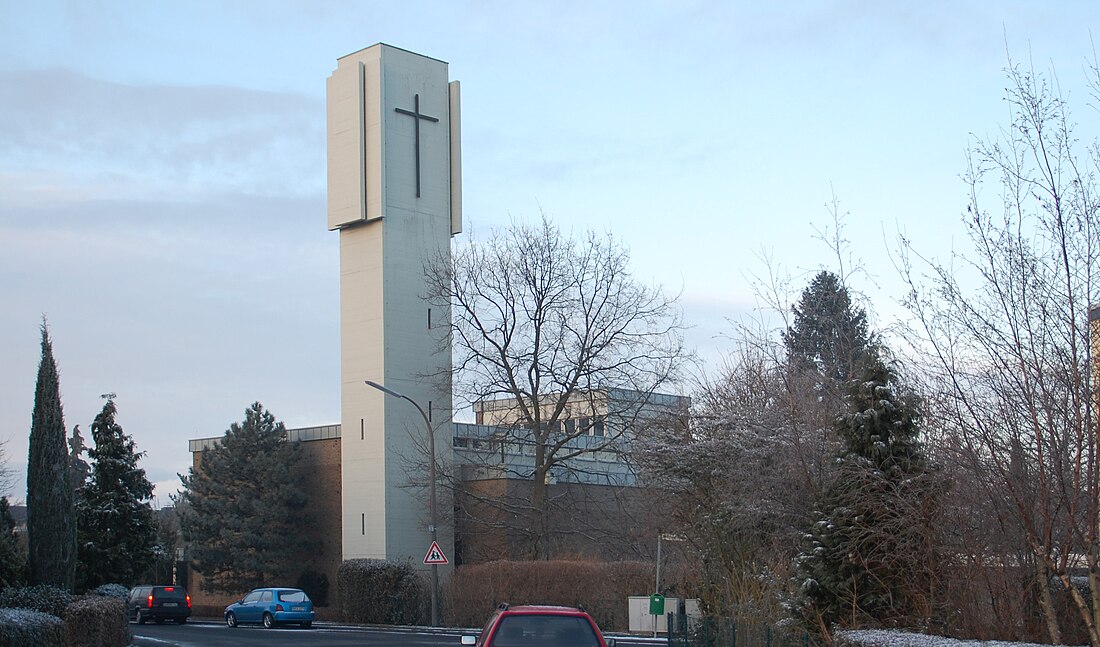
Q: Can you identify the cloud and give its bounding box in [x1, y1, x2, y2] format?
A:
[0, 68, 324, 203]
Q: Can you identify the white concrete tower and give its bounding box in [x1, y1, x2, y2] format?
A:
[327, 44, 460, 567]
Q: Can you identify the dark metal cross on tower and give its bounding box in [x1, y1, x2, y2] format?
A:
[394, 94, 439, 198]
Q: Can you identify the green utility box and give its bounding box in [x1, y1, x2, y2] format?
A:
[649, 593, 665, 616]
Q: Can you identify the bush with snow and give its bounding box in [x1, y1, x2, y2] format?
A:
[0, 584, 71, 617]
[89, 583, 129, 600]
[0, 607, 65, 646]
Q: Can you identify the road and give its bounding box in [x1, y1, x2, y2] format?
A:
[131, 619, 667, 647]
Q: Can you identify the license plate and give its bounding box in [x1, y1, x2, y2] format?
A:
[163, 602, 177, 607]
[292, 606, 306, 611]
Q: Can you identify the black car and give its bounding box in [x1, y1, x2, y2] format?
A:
[128, 585, 192, 624]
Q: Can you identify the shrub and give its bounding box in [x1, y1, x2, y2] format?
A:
[338, 559, 426, 625]
[0, 607, 65, 647]
[445, 560, 653, 631]
[0, 584, 72, 617]
[63, 596, 129, 647]
[296, 570, 330, 607]
[89, 583, 129, 600]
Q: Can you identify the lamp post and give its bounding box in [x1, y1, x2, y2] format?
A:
[654, 533, 685, 637]
[364, 380, 440, 627]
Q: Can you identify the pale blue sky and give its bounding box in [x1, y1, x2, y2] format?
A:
[1, 1, 1097, 501]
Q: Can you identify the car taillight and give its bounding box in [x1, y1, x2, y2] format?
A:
[147, 595, 153, 608]
[164, 587, 174, 592]
[186, 595, 191, 608]
[276, 604, 284, 612]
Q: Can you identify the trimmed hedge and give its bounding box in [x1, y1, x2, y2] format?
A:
[445, 560, 653, 631]
[338, 559, 426, 625]
[89, 584, 129, 600]
[63, 596, 130, 647]
[0, 585, 72, 617]
[0, 607, 65, 647]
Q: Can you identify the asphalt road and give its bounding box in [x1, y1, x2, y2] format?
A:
[131, 619, 667, 647]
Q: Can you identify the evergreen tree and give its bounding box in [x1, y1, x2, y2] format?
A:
[791, 359, 938, 634]
[26, 321, 76, 589]
[0, 497, 25, 589]
[76, 398, 157, 590]
[68, 425, 90, 496]
[783, 271, 874, 382]
[177, 402, 312, 593]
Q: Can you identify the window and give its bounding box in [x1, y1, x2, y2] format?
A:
[244, 591, 262, 604]
[490, 615, 598, 647]
[593, 418, 605, 437]
[260, 591, 273, 602]
[278, 590, 309, 603]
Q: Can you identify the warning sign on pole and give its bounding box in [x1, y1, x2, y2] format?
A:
[423, 540, 449, 565]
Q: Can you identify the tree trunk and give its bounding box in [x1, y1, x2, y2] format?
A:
[529, 468, 547, 559]
[1034, 559, 1063, 645]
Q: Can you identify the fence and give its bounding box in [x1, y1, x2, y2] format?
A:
[666, 614, 817, 647]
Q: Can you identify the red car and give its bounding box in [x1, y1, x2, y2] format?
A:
[461, 604, 616, 647]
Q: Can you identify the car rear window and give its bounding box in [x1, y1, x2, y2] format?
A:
[154, 587, 187, 600]
[491, 615, 598, 647]
[278, 590, 309, 603]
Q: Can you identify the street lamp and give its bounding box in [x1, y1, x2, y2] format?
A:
[654, 533, 685, 637]
[364, 380, 440, 627]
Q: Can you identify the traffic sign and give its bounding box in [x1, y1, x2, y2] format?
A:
[423, 541, 449, 565]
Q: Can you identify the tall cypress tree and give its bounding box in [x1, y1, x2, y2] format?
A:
[27, 321, 76, 589]
[178, 402, 312, 593]
[76, 399, 157, 589]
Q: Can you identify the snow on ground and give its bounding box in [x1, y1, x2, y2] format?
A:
[838, 629, 1083, 647]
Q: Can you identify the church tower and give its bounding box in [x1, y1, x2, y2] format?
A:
[326, 44, 460, 568]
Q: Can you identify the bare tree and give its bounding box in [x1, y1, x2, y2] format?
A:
[898, 53, 1100, 644]
[427, 214, 687, 559]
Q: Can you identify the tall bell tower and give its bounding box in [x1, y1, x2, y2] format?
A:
[326, 44, 460, 567]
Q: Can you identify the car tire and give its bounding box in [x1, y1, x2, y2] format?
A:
[178, 617, 188, 624]
[155, 618, 165, 625]
[136, 610, 146, 625]
[263, 612, 275, 629]
[301, 621, 312, 629]
[226, 612, 238, 628]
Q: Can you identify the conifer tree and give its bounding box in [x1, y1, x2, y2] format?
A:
[783, 270, 873, 383]
[178, 402, 312, 593]
[792, 359, 938, 635]
[0, 497, 25, 589]
[76, 398, 157, 589]
[26, 321, 76, 589]
[68, 425, 90, 496]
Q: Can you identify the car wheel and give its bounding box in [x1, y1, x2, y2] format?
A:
[178, 617, 188, 624]
[263, 612, 275, 629]
[301, 621, 312, 629]
[155, 618, 165, 625]
[226, 612, 238, 628]
[136, 610, 146, 625]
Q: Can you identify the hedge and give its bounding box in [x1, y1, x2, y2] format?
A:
[0, 607, 65, 647]
[338, 559, 426, 625]
[445, 560, 653, 631]
[0, 585, 71, 617]
[63, 596, 130, 647]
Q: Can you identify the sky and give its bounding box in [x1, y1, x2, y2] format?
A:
[2, 0, 1098, 504]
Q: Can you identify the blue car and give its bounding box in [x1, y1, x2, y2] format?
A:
[224, 587, 315, 629]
